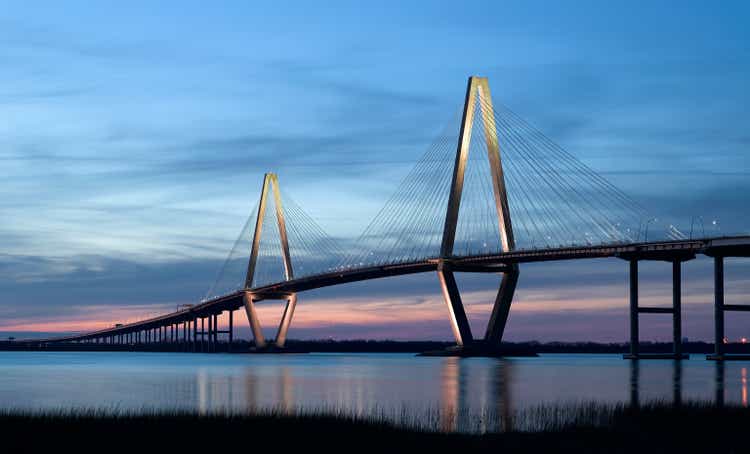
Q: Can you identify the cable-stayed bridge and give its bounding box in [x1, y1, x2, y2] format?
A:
[22, 76, 750, 359]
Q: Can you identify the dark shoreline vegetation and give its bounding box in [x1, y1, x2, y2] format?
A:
[4, 338, 750, 354]
[3, 402, 750, 453]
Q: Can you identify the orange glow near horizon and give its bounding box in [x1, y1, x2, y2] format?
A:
[0, 286, 725, 338]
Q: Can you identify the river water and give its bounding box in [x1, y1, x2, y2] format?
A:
[0, 352, 746, 432]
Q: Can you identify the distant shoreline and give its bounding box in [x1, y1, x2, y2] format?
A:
[2, 339, 750, 355]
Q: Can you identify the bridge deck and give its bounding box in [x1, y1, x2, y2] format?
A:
[24, 235, 750, 345]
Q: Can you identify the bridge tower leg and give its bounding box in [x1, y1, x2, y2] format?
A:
[485, 265, 520, 343]
[275, 294, 298, 348]
[438, 76, 518, 350]
[243, 292, 267, 349]
[437, 263, 473, 346]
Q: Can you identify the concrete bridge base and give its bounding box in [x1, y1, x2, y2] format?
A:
[623, 353, 690, 360]
[248, 344, 309, 354]
[707, 354, 750, 361]
[419, 341, 538, 358]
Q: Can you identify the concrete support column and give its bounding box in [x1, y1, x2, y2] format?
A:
[714, 256, 725, 358]
[437, 265, 473, 346]
[192, 318, 197, 352]
[672, 260, 682, 357]
[228, 310, 234, 353]
[485, 265, 519, 344]
[213, 314, 218, 351]
[243, 292, 267, 348]
[629, 260, 639, 357]
[208, 315, 214, 353]
[275, 294, 297, 348]
[201, 317, 206, 352]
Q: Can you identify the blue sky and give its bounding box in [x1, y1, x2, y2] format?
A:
[1, 0, 749, 341]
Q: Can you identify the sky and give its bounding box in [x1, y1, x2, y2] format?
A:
[1, 0, 749, 342]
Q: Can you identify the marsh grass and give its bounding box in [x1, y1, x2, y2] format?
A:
[0, 399, 745, 433]
[3, 401, 750, 452]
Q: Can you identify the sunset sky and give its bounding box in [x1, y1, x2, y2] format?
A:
[1, 0, 749, 342]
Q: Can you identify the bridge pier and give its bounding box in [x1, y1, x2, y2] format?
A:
[228, 310, 234, 352]
[206, 318, 211, 352]
[201, 317, 206, 352]
[213, 314, 218, 351]
[242, 291, 299, 351]
[429, 262, 532, 356]
[192, 318, 197, 352]
[710, 256, 725, 359]
[621, 254, 691, 360]
[628, 260, 639, 358]
[209, 315, 215, 352]
[706, 254, 750, 360]
[209, 316, 215, 352]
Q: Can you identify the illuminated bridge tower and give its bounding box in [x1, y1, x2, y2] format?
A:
[437, 76, 520, 351]
[242, 173, 298, 350]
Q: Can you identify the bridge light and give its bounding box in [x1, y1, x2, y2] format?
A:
[742, 337, 748, 344]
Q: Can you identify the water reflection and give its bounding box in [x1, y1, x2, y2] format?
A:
[3, 352, 750, 433]
[627, 359, 750, 409]
[440, 357, 460, 431]
[630, 360, 683, 407]
[438, 357, 514, 432]
[716, 361, 725, 407]
[629, 359, 640, 407]
[492, 360, 513, 432]
[280, 367, 294, 412]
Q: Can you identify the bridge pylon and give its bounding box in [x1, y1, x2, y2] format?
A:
[243, 172, 298, 349]
[438, 76, 520, 349]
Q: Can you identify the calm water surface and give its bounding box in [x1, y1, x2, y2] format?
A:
[0, 352, 747, 431]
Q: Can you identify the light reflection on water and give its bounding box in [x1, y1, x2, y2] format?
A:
[0, 352, 748, 431]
